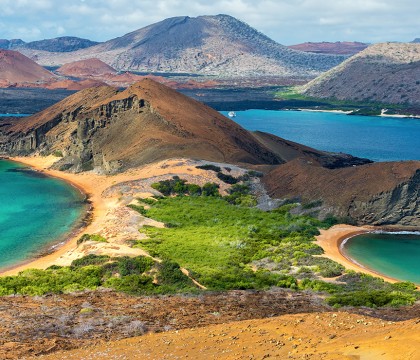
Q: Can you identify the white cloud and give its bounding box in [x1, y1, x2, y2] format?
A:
[0, 0, 418, 44]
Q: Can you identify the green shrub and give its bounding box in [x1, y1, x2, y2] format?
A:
[72, 254, 111, 268]
[217, 172, 238, 184]
[201, 182, 220, 196]
[117, 256, 154, 276]
[326, 290, 416, 308]
[196, 164, 221, 172]
[128, 204, 147, 215]
[77, 234, 108, 245]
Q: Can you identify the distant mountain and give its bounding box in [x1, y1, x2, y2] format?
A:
[301, 43, 420, 105]
[0, 39, 25, 49]
[17, 15, 347, 77]
[57, 58, 117, 77]
[288, 41, 369, 55]
[0, 50, 57, 85]
[0, 37, 98, 52]
[23, 36, 99, 52]
[412, 38, 420, 43]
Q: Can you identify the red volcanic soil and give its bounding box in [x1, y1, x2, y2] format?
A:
[56, 58, 117, 77]
[288, 41, 369, 55]
[46, 78, 108, 90]
[0, 50, 56, 84]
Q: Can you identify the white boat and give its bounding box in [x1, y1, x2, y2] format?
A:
[228, 111, 236, 117]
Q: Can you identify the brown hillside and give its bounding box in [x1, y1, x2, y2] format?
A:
[263, 159, 420, 226]
[3, 79, 285, 172]
[0, 49, 56, 83]
[301, 43, 420, 105]
[56, 58, 117, 77]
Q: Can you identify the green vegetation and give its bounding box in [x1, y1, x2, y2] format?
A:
[1, 177, 417, 309]
[151, 176, 214, 196]
[77, 233, 108, 245]
[196, 164, 221, 172]
[0, 255, 196, 296]
[132, 178, 418, 307]
[276, 86, 409, 115]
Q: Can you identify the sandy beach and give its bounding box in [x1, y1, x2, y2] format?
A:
[0, 155, 245, 276]
[316, 224, 404, 283]
[0, 156, 410, 285]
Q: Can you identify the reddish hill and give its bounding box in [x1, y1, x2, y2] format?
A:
[0, 50, 56, 84]
[56, 58, 117, 77]
[288, 41, 369, 55]
[3, 79, 284, 172]
[263, 158, 420, 226]
[2, 79, 368, 173]
[46, 79, 108, 90]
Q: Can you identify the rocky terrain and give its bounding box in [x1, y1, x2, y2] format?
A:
[1, 79, 370, 174]
[0, 50, 57, 86]
[0, 79, 283, 172]
[0, 36, 98, 52]
[0, 289, 418, 359]
[301, 42, 420, 106]
[288, 41, 368, 55]
[264, 159, 420, 226]
[17, 15, 347, 77]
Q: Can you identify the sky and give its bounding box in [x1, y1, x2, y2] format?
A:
[0, 0, 418, 45]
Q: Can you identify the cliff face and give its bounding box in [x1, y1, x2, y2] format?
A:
[1, 79, 284, 173]
[263, 159, 420, 226]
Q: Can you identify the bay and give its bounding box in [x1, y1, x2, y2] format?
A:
[222, 110, 420, 161]
[342, 233, 420, 284]
[0, 160, 86, 269]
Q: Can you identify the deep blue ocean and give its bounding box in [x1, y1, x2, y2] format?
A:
[0, 160, 86, 269]
[222, 109, 420, 283]
[221, 110, 420, 162]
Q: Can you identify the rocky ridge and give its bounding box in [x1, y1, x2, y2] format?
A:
[0, 36, 98, 52]
[263, 159, 420, 226]
[301, 42, 420, 105]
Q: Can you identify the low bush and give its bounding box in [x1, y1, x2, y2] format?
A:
[196, 164, 221, 172]
[77, 234, 108, 245]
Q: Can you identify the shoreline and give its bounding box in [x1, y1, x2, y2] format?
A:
[0, 156, 238, 276]
[316, 224, 402, 284]
[0, 156, 98, 276]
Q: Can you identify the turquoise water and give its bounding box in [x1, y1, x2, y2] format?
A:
[0, 160, 86, 269]
[222, 110, 420, 161]
[342, 233, 420, 284]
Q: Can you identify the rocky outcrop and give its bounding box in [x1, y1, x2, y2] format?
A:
[1, 79, 285, 173]
[301, 43, 420, 106]
[263, 159, 420, 226]
[1, 79, 371, 174]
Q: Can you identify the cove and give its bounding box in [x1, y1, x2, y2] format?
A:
[0, 160, 87, 270]
[342, 232, 420, 284]
[222, 110, 420, 162]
